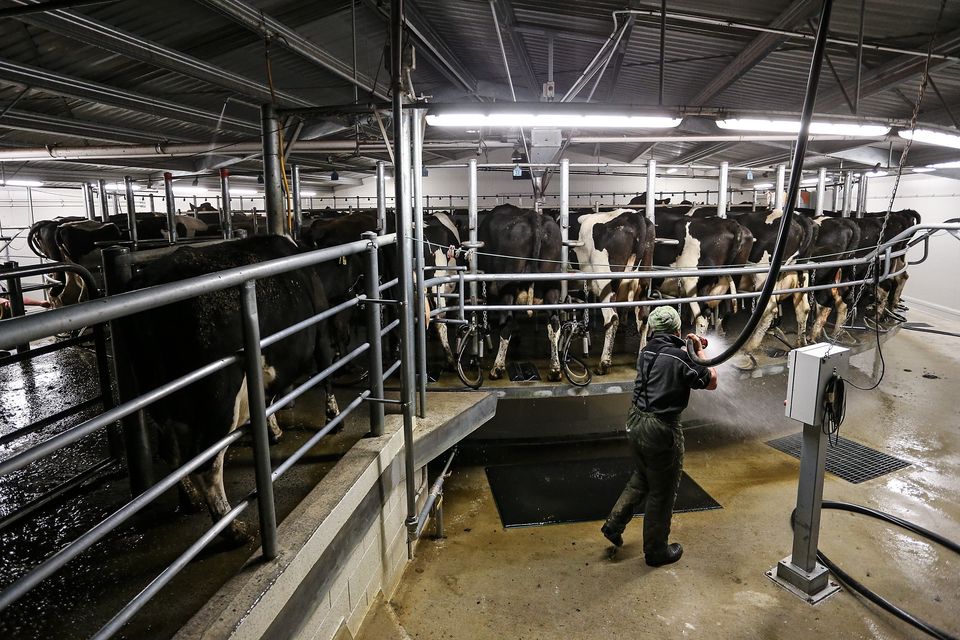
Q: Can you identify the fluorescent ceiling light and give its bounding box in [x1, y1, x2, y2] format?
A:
[230, 188, 259, 195]
[426, 113, 682, 128]
[927, 160, 960, 169]
[105, 182, 126, 191]
[664, 167, 679, 174]
[716, 118, 889, 137]
[911, 167, 936, 173]
[898, 128, 960, 149]
[3, 179, 44, 187]
[300, 190, 317, 197]
[752, 182, 774, 189]
[864, 170, 888, 178]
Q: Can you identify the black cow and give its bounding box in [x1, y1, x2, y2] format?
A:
[804, 216, 863, 342]
[28, 218, 122, 306]
[123, 235, 337, 544]
[628, 194, 672, 206]
[571, 209, 655, 373]
[478, 204, 563, 381]
[27, 217, 85, 305]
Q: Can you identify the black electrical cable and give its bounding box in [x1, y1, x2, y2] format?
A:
[845, 257, 886, 391]
[812, 501, 960, 640]
[687, 0, 834, 367]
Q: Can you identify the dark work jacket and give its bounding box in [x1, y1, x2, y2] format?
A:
[631, 333, 711, 423]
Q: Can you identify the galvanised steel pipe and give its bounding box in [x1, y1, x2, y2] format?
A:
[815, 167, 827, 216]
[219, 168, 233, 240]
[265, 343, 369, 418]
[376, 161, 387, 234]
[775, 163, 786, 210]
[291, 164, 303, 240]
[412, 108, 428, 418]
[717, 161, 729, 218]
[363, 232, 386, 436]
[163, 172, 177, 244]
[857, 174, 869, 217]
[97, 178, 109, 222]
[646, 159, 656, 222]
[261, 103, 285, 235]
[559, 158, 570, 302]
[81, 182, 94, 220]
[123, 175, 138, 244]
[841, 170, 853, 216]
[466, 158, 479, 358]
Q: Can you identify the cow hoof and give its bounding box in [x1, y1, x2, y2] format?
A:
[489, 367, 504, 380]
[222, 521, 254, 547]
[548, 368, 562, 382]
[268, 429, 283, 445]
[595, 362, 611, 376]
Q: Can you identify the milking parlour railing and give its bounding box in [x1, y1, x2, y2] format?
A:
[0, 232, 412, 639]
[421, 222, 960, 386]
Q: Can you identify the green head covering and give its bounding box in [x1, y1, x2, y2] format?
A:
[648, 306, 681, 334]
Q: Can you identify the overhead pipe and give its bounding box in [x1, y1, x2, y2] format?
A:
[687, 0, 834, 368]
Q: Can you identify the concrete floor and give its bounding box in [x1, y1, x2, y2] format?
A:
[359, 308, 960, 640]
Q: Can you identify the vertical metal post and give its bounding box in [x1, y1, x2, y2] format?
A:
[363, 231, 386, 436]
[238, 280, 279, 560]
[113, 193, 120, 217]
[832, 176, 842, 212]
[376, 161, 387, 234]
[291, 165, 303, 240]
[467, 158, 479, 357]
[775, 163, 786, 211]
[815, 167, 827, 216]
[123, 176, 138, 245]
[412, 108, 428, 418]
[81, 183, 95, 220]
[219, 168, 233, 240]
[559, 158, 570, 302]
[857, 174, 869, 217]
[25, 186, 35, 228]
[149, 193, 155, 213]
[261, 103, 286, 235]
[646, 159, 657, 223]
[163, 172, 177, 245]
[92, 321, 123, 460]
[2, 262, 29, 353]
[97, 178, 109, 222]
[101, 246, 154, 495]
[392, 0, 418, 554]
[717, 161, 729, 218]
[841, 170, 853, 217]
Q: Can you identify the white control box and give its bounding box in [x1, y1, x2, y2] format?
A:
[785, 343, 850, 426]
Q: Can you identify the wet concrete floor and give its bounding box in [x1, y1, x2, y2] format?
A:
[0, 343, 372, 640]
[361, 308, 960, 640]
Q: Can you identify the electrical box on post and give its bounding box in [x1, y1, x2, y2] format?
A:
[785, 343, 850, 426]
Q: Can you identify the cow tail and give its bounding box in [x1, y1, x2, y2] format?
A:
[529, 211, 543, 266]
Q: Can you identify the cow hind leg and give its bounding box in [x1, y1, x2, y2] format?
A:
[490, 333, 511, 380]
[810, 305, 832, 342]
[436, 321, 456, 368]
[267, 412, 282, 445]
[597, 309, 618, 375]
[547, 314, 562, 382]
[192, 449, 250, 546]
[793, 292, 811, 347]
[635, 308, 649, 351]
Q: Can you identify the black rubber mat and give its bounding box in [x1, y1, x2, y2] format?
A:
[485, 457, 721, 528]
[767, 433, 910, 484]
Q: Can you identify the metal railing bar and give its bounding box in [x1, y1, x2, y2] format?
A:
[0, 354, 237, 477]
[0, 457, 116, 533]
[383, 359, 401, 380]
[0, 396, 105, 448]
[90, 498, 253, 640]
[0, 334, 94, 367]
[260, 295, 361, 349]
[0, 234, 397, 350]
[265, 342, 370, 418]
[380, 318, 401, 337]
[271, 391, 369, 481]
[0, 428, 246, 612]
[379, 277, 399, 292]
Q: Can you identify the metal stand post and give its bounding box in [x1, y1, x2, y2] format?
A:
[123, 176, 138, 245]
[163, 172, 178, 245]
[97, 178, 110, 222]
[101, 246, 154, 496]
[291, 165, 303, 240]
[856, 174, 869, 217]
[2, 262, 29, 353]
[376, 161, 387, 234]
[465, 158, 481, 358]
[841, 171, 853, 217]
[646, 159, 657, 223]
[770, 421, 839, 603]
[815, 167, 827, 216]
[775, 164, 786, 211]
[81, 183, 95, 220]
[219, 168, 233, 240]
[239, 281, 279, 560]
[261, 103, 286, 235]
[559, 158, 570, 302]
[412, 108, 428, 418]
[717, 161, 729, 218]
[363, 232, 386, 436]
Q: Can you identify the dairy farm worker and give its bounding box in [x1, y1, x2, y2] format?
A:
[601, 305, 718, 566]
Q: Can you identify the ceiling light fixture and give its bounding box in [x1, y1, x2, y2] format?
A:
[716, 118, 889, 137]
[664, 167, 679, 174]
[300, 190, 317, 197]
[3, 179, 44, 187]
[897, 128, 960, 149]
[863, 170, 888, 178]
[911, 167, 936, 173]
[927, 160, 960, 169]
[752, 182, 775, 189]
[427, 113, 681, 128]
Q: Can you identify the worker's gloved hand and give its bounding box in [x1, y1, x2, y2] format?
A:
[685, 333, 708, 351]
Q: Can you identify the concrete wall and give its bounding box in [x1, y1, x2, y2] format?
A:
[864, 174, 960, 317]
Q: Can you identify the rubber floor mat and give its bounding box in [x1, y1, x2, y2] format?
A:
[485, 457, 721, 528]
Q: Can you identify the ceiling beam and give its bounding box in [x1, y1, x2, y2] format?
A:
[513, 24, 608, 46]
[602, 14, 636, 102]
[672, 142, 738, 164]
[12, 0, 312, 107]
[628, 141, 656, 163]
[0, 108, 193, 144]
[817, 26, 960, 112]
[690, 0, 822, 105]
[0, 58, 258, 133]
[190, 0, 388, 101]
[361, 0, 481, 97]
[491, 0, 540, 95]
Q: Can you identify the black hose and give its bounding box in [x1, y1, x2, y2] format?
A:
[813, 501, 959, 640]
[687, 0, 833, 367]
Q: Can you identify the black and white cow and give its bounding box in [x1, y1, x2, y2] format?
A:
[478, 204, 563, 380]
[571, 209, 655, 373]
[420, 211, 467, 368]
[123, 235, 338, 544]
[803, 215, 862, 342]
[28, 218, 123, 306]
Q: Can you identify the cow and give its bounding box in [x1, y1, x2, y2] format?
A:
[651, 209, 754, 337]
[803, 215, 862, 343]
[27, 217, 85, 306]
[571, 209, 655, 374]
[28, 218, 122, 306]
[477, 204, 563, 381]
[122, 235, 338, 544]
[420, 211, 468, 368]
[628, 194, 672, 206]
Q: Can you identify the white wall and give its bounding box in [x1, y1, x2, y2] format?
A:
[865, 174, 960, 317]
